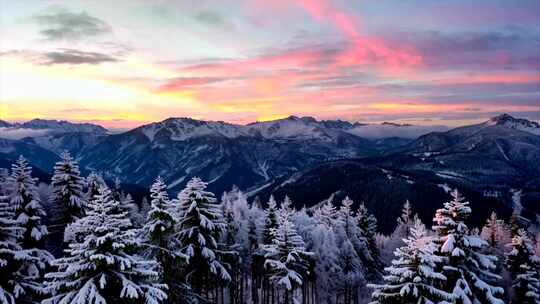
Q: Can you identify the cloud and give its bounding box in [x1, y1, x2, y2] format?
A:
[32, 10, 111, 41]
[0, 128, 51, 140]
[385, 27, 540, 70]
[194, 10, 227, 26]
[157, 77, 226, 92]
[348, 124, 449, 139]
[42, 49, 118, 65]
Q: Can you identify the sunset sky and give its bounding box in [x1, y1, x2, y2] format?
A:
[1, 0, 539, 128]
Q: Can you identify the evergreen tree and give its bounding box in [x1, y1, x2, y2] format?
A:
[505, 229, 540, 304]
[8, 156, 49, 249]
[84, 172, 104, 202]
[0, 185, 46, 303]
[119, 193, 143, 227]
[6, 156, 53, 302]
[309, 221, 341, 303]
[174, 177, 231, 294]
[313, 200, 338, 228]
[262, 195, 279, 245]
[333, 197, 363, 303]
[393, 200, 416, 239]
[509, 212, 524, 238]
[43, 186, 167, 304]
[51, 151, 86, 221]
[432, 189, 504, 304]
[141, 177, 189, 303]
[263, 204, 313, 303]
[481, 212, 511, 254]
[369, 218, 452, 304]
[356, 203, 380, 270]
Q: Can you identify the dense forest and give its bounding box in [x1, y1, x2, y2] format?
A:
[0, 152, 539, 304]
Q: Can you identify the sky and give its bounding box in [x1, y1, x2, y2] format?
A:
[1, 0, 539, 129]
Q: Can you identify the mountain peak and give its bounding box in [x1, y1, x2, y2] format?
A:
[486, 113, 540, 134]
[0, 119, 12, 128]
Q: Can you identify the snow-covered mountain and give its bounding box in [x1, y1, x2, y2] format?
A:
[256, 115, 540, 232]
[485, 113, 540, 135]
[0, 120, 11, 128]
[79, 116, 379, 193]
[136, 115, 444, 142]
[0, 119, 108, 156]
[17, 119, 108, 134]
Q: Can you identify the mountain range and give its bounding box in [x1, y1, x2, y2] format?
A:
[1, 114, 539, 232]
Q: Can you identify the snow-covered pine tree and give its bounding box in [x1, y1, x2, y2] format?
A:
[505, 229, 540, 303]
[393, 200, 416, 239]
[313, 200, 338, 228]
[369, 218, 452, 304]
[43, 186, 167, 304]
[4, 157, 53, 302]
[356, 203, 381, 272]
[509, 212, 523, 237]
[174, 177, 231, 296]
[119, 193, 144, 227]
[221, 187, 252, 303]
[221, 187, 250, 252]
[84, 172, 104, 202]
[263, 204, 313, 304]
[51, 151, 86, 220]
[481, 212, 511, 254]
[336, 197, 371, 302]
[309, 220, 341, 303]
[8, 156, 49, 249]
[0, 168, 8, 195]
[141, 176, 190, 303]
[0, 183, 34, 303]
[262, 195, 279, 245]
[432, 189, 504, 304]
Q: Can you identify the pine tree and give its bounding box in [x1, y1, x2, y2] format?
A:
[6, 156, 53, 303]
[309, 221, 341, 303]
[369, 218, 452, 304]
[0, 185, 42, 303]
[43, 186, 167, 304]
[119, 193, 143, 227]
[173, 177, 231, 295]
[505, 229, 540, 304]
[8, 156, 49, 249]
[84, 172, 104, 202]
[509, 212, 523, 238]
[262, 195, 279, 245]
[313, 200, 338, 228]
[51, 151, 86, 220]
[141, 177, 189, 303]
[481, 212, 511, 254]
[393, 200, 415, 239]
[432, 189, 504, 304]
[263, 204, 313, 303]
[356, 203, 380, 271]
[337, 197, 370, 302]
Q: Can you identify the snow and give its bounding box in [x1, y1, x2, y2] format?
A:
[510, 189, 523, 214]
[137, 116, 451, 143]
[436, 170, 465, 180]
[167, 175, 186, 189]
[495, 141, 510, 161]
[438, 184, 452, 193]
[486, 114, 540, 135]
